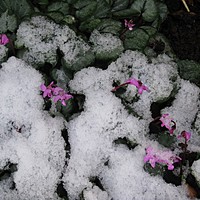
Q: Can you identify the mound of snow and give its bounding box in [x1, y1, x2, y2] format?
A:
[0, 57, 66, 199]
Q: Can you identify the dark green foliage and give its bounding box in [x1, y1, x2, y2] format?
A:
[124, 28, 150, 50]
[143, 162, 165, 176]
[0, 0, 33, 20]
[177, 60, 200, 87]
[157, 132, 176, 148]
[131, 0, 158, 22]
[0, 10, 17, 33]
[96, 19, 122, 35]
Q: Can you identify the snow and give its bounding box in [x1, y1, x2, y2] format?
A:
[89, 30, 124, 60]
[0, 57, 66, 199]
[191, 159, 200, 184]
[162, 79, 200, 133]
[83, 186, 111, 200]
[62, 51, 194, 199]
[0, 48, 199, 199]
[16, 16, 94, 69]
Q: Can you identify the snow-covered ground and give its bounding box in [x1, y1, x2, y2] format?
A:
[0, 16, 200, 200]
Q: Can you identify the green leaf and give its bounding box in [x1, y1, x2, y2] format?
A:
[62, 15, 76, 25]
[79, 18, 102, 33]
[0, 10, 17, 33]
[0, 0, 33, 20]
[157, 132, 176, 148]
[111, 0, 129, 12]
[156, 1, 168, 22]
[130, 0, 145, 15]
[75, 0, 97, 21]
[62, 50, 95, 72]
[140, 26, 157, 36]
[143, 163, 165, 176]
[112, 8, 136, 18]
[94, 0, 110, 18]
[47, 1, 69, 15]
[37, 0, 49, 5]
[124, 28, 149, 50]
[66, 0, 78, 4]
[47, 11, 64, 23]
[142, 0, 158, 22]
[131, 0, 158, 22]
[96, 19, 122, 35]
[177, 60, 200, 87]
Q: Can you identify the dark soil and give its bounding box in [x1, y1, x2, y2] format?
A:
[161, 0, 200, 61]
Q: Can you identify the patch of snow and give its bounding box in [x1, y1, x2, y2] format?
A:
[16, 16, 94, 69]
[83, 185, 111, 200]
[162, 80, 200, 134]
[62, 51, 190, 199]
[89, 30, 124, 60]
[0, 57, 66, 199]
[191, 159, 200, 184]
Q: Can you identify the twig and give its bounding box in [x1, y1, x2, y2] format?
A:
[181, 0, 190, 12]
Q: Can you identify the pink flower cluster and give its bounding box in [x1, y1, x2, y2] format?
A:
[112, 77, 150, 95]
[0, 34, 9, 45]
[145, 114, 192, 171]
[124, 19, 135, 31]
[40, 82, 73, 106]
[144, 146, 181, 170]
[159, 113, 176, 135]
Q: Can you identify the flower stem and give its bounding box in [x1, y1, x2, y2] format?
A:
[111, 82, 129, 92]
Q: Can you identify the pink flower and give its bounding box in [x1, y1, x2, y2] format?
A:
[144, 147, 157, 168]
[53, 87, 73, 106]
[40, 82, 55, 98]
[0, 34, 9, 45]
[177, 131, 191, 142]
[144, 146, 181, 170]
[126, 78, 149, 94]
[112, 77, 150, 95]
[160, 114, 176, 135]
[124, 19, 135, 31]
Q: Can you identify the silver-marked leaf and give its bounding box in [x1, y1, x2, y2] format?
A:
[124, 28, 149, 50]
[131, 0, 158, 22]
[0, 10, 17, 33]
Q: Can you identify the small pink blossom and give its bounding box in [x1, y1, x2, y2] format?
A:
[160, 114, 176, 135]
[40, 82, 73, 106]
[40, 82, 54, 98]
[126, 78, 149, 94]
[124, 19, 135, 31]
[53, 87, 73, 106]
[178, 131, 191, 142]
[0, 34, 9, 45]
[112, 77, 150, 95]
[144, 146, 181, 170]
